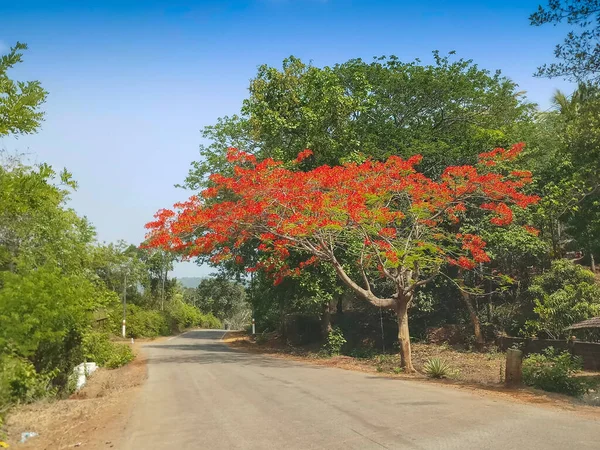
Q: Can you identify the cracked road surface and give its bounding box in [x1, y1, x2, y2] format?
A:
[122, 330, 599, 449]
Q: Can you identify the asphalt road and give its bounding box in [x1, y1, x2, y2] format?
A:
[122, 330, 600, 449]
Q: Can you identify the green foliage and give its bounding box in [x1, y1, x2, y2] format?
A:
[167, 299, 223, 332]
[523, 84, 600, 262]
[201, 313, 223, 330]
[0, 266, 119, 391]
[255, 331, 270, 345]
[0, 160, 90, 274]
[119, 305, 170, 338]
[184, 53, 533, 189]
[179, 51, 536, 352]
[530, 1, 600, 80]
[194, 277, 249, 328]
[0, 355, 56, 405]
[423, 358, 455, 378]
[522, 347, 587, 396]
[525, 260, 600, 338]
[168, 300, 205, 332]
[323, 327, 346, 355]
[117, 301, 223, 339]
[348, 347, 377, 359]
[82, 332, 134, 369]
[0, 42, 47, 136]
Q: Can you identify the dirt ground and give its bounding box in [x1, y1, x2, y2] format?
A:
[224, 331, 600, 417]
[3, 339, 153, 449]
[223, 332, 505, 382]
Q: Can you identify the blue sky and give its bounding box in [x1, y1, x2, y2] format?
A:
[0, 0, 572, 277]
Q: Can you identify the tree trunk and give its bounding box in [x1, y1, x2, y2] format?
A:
[461, 291, 485, 351]
[396, 299, 415, 372]
[591, 253, 596, 273]
[458, 269, 485, 350]
[321, 301, 332, 340]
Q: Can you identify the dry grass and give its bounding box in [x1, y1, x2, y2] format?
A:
[225, 331, 504, 383]
[4, 342, 149, 449]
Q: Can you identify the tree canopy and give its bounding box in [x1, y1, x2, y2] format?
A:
[531, 0, 600, 80]
[183, 53, 533, 190]
[0, 42, 47, 136]
[146, 144, 539, 370]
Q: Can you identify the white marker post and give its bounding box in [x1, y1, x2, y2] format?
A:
[252, 318, 256, 335]
[122, 319, 126, 339]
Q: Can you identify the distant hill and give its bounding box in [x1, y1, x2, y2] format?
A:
[177, 277, 203, 289]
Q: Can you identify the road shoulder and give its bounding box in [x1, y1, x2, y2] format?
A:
[223, 331, 600, 419]
[4, 340, 152, 449]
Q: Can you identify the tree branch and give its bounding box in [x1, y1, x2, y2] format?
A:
[330, 255, 396, 309]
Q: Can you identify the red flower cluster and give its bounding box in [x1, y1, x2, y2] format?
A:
[478, 142, 524, 166]
[523, 225, 540, 236]
[296, 149, 313, 163]
[144, 143, 539, 284]
[481, 202, 513, 226]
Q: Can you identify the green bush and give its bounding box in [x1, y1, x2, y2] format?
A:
[104, 344, 135, 369]
[122, 305, 170, 338]
[82, 332, 134, 369]
[255, 331, 270, 345]
[423, 358, 454, 378]
[0, 355, 56, 407]
[201, 312, 222, 330]
[168, 302, 222, 332]
[348, 347, 377, 359]
[525, 260, 600, 339]
[324, 327, 346, 356]
[116, 303, 222, 338]
[522, 347, 586, 396]
[168, 301, 203, 332]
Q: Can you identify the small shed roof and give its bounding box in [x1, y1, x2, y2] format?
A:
[566, 317, 600, 330]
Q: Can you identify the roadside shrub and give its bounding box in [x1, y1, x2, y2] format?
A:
[324, 327, 346, 356]
[0, 355, 56, 407]
[423, 358, 454, 378]
[123, 305, 170, 338]
[522, 347, 586, 396]
[348, 347, 376, 359]
[168, 302, 222, 332]
[255, 331, 270, 345]
[201, 312, 222, 330]
[525, 260, 600, 339]
[103, 344, 135, 369]
[168, 301, 203, 332]
[82, 332, 134, 369]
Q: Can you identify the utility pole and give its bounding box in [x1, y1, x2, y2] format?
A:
[122, 271, 127, 338]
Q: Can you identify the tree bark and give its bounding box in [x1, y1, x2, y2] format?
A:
[396, 299, 415, 372]
[330, 257, 396, 308]
[461, 291, 485, 350]
[591, 253, 596, 274]
[328, 256, 415, 371]
[458, 269, 485, 350]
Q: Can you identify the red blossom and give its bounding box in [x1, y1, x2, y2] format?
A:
[523, 225, 540, 236]
[296, 149, 314, 163]
[144, 145, 540, 284]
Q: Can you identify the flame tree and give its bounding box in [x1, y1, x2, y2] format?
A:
[145, 144, 538, 371]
